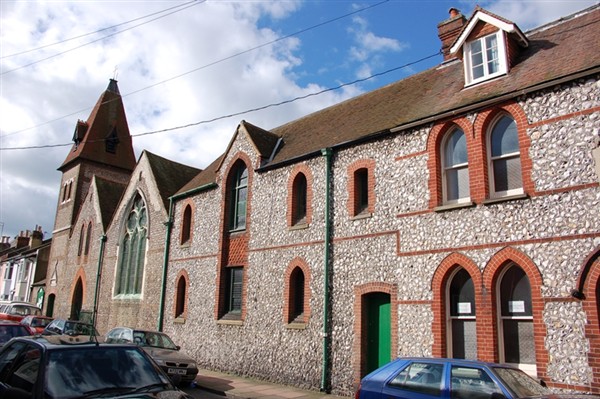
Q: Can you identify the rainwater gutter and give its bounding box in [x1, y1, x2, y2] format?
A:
[157, 182, 218, 331]
[320, 147, 333, 393]
[91, 234, 107, 333]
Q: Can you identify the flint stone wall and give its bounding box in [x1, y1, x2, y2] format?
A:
[166, 75, 600, 395]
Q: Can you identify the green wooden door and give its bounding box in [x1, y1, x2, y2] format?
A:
[365, 293, 391, 375]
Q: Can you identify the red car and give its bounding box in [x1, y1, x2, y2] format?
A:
[20, 315, 54, 334]
[0, 301, 42, 323]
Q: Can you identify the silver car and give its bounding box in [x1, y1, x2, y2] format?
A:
[105, 327, 198, 385]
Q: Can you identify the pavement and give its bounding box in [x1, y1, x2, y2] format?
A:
[193, 368, 350, 399]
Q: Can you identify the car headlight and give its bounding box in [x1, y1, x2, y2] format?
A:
[188, 362, 197, 369]
[153, 358, 166, 366]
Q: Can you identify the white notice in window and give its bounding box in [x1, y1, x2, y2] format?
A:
[508, 300, 525, 313]
[458, 302, 471, 314]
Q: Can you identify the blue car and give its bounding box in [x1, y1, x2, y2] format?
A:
[355, 357, 599, 399]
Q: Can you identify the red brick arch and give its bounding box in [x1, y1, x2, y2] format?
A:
[283, 257, 311, 324]
[427, 117, 476, 208]
[179, 199, 195, 246]
[473, 102, 534, 200]
[431, 252, 483, 358]
[347, 159, 376, 216]
[580, 246, 600, 393]
[353, 282, 398, 388]
[286, 164, 314, 227]
[482, 247, 547, 374]
[173, 269, 189, 319]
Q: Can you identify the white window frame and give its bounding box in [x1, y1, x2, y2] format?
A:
[442, 128, 471, 205]
[496, 264, 537, 377]
[463, 31, 507, 86]
[487, 114, 524, 198]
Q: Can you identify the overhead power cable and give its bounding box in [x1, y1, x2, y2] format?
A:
[1, 0, 201, 59]
[0, 50, 441, 151]
[1, 0, 390, 138]
[1, 0, 205, 75]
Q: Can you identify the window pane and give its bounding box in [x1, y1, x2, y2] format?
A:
[229, 268, 243, 313]
[451, 366, 503, 399]
[389, 362, 443, 396]
[485, 35, 499, 74]
[503, 319, 535, 363]
[500, 266, 532, 316]
[445, 129, 467, 166]
[446, 166, 470, 201]
[493, 156, 522, 192]
[450, 269, 475, 317]
[452, 319, 477, 360]
[473, 64, 484, 80]
[491, 116, 519, 157]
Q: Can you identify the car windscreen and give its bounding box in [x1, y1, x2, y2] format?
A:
[46, 346, 171, 398]
[492, 367, 550, 397]
[10, 305, 41, 316]
[139, 331, 178, 350]
[64, 321, 98, 336]
[31, 318, 52, 328]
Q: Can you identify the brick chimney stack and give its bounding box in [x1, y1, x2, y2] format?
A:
[438, 7, 467, 61]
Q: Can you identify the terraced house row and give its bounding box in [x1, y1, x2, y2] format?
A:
[37, 4, 600, 396]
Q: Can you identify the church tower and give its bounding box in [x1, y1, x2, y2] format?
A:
[45, 79, 136, 316]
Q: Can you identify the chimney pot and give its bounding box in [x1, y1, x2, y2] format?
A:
[438, 7, 467, 61]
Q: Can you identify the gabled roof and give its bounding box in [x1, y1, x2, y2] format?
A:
[449, 6, 528, 54]
[216, 120, 281, 172]
[94, 176, 127, 231]
[176, 5, 600, 193]
[60, 79, 136, 172]
[144, 151, 202, 210]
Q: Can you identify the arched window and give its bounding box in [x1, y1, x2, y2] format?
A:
[229, 163, 248, 231]
[77, 224, 85, 256]
[288, 267, 305, 323]
[442, 128, 470, 204]
[488, 115, 522, 197]
[116, 195, 147, 296]
[84, 222, 92, 255]
[447, 268, 476, 359]
[292, 173, 307, 225]
[498, 264, 535, 374]
[181, 204, 192, 245]
[175, 275, 187, 318]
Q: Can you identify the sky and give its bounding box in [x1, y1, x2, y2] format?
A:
[0, 0, 598, 241]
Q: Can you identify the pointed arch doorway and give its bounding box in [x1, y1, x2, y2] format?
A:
[70, 278, 83, 320]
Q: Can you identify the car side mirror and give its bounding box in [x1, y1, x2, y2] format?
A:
[176, 345, 181, 351]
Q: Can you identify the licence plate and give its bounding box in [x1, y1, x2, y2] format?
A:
[168, 368, 187, 375]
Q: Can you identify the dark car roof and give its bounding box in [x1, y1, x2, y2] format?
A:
[8, 334, 121, 348]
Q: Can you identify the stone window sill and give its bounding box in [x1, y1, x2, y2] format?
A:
[434, 201, 475, 213]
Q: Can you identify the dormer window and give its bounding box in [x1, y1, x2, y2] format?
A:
[464, 31, 507, 85]
[448, 8, 528, 88]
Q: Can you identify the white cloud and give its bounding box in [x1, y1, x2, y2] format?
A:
[346, 15, 407, 77]
[0, 0, 354, 239]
